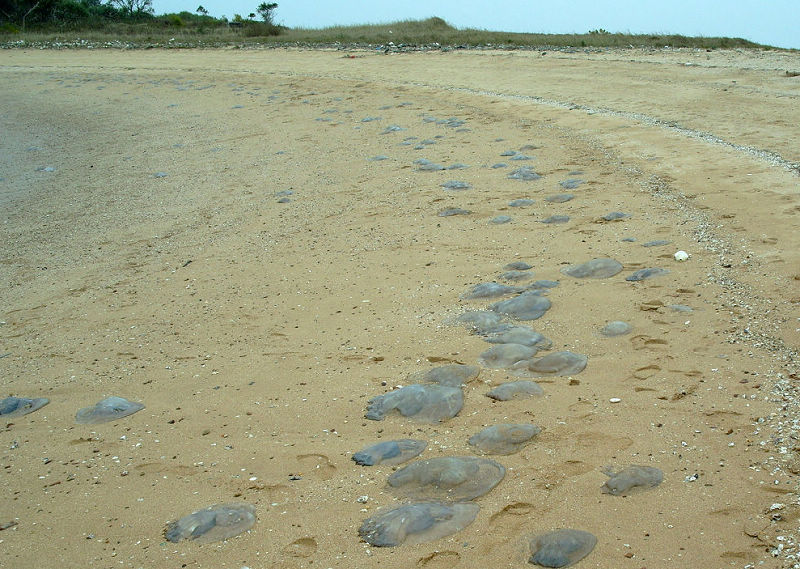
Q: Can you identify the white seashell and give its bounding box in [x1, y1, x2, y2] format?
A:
[674, 250, 690, 261]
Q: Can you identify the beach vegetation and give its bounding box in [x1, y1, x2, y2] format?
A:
[0, 11, 775, 50]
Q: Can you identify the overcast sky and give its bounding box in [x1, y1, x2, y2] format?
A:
[151, 0, 799, 50]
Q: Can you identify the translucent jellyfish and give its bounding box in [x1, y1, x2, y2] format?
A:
[387, 456, 505, 501]
[600, 321, 632, 337]
[642, 240, 671, 247]
[544, 193, 574, 203]
[601, 465, 663, 495]
[491, 292, 551, 321]
[559, 179, 584, 189]
[478, 344, 539, 369]
[441, 180, 471, 190]
[438, 207, 472, 217]
[561, 258, 623, 279]
[532, 280, 560, 289]
[508, 167, 542, 181]
[528, 529, 597, 568]
[540, 215, 570, 224]
[352, 440, 427, 466]
[500, 270, 535, 282]
[626, 268, 669, 281]
[504, 261, 532, 271]
[461, 282, 522, 300]
[75, 396, 145, 424]
[416, 160, 445, 171]
[164, 503, 256, 543]
[490, 215, 512, 224]
[0, 396, 49, 418]
[454, 310, 504, 333]
[601, 211, 630, 221]
[509, 199, 535, 207]
[512, 351, 587, 377]
[365, 384, 463, 423]
[486, 381, 544, 401]
[483, 326, 552, 349]
[468, 424, 541, 455]
[358, 502, 479, 547]
[418, 364, 480, 387]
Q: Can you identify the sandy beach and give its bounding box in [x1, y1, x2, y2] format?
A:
[1, 46, 799, 568]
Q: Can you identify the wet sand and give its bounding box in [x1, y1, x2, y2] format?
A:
[1, 46, 799, 568]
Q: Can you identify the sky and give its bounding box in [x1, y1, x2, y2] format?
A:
[151, 0, 799, 50]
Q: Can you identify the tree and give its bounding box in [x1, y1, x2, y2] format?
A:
[256, 1, 276, 24]
[196, 4, 207, 16]
[108, 0, 152, 18]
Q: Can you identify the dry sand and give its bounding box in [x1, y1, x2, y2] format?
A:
[1, 46, 799, 568]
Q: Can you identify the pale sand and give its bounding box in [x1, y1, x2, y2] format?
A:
[1, 46, 799, 568]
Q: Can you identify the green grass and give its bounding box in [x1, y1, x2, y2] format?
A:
[0, 16, 774, 50]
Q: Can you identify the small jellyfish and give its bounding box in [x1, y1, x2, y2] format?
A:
[529, 529, 597, 568]
[626, 268, 669, 281]
[561, 258, 622, 279]
[507, 167, 542, 181]
[491, 292, 551, 321]
[504, 261, 533, 270]
[601, 465, 663, 495]
[468, 424, 541, 455]
[478, 344, 539, 369]
[418, 364, 480, 387]
[164, 503, 256, 543]
[642, 240, 671, 247]
[454, 310, 504, 333]
[512, 351, 587, 377]
[359, 501, 479, 547]
[387, 456, 505, 501]
[352, 440, 427, 466]
[461, 282, 522, 300]
[365, 384, 463, 423]
[483, 326, 552, 349]
[500, 270, 535, 282]
[75, 396, 144, 424]
[438, 207, 472, 217]
[544, 193, 574, 203]
[540, 215, 570, 224]
[600, 321, 632, 337]
[440, 180, 471, 190]
[490, 215, 512, 224]
[559, 179, 584, 189]
[509, 199, 535, 207]
[0, 396, 49, 418]
[601, 211, 630, 221]
[486, 380, 544, 401]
